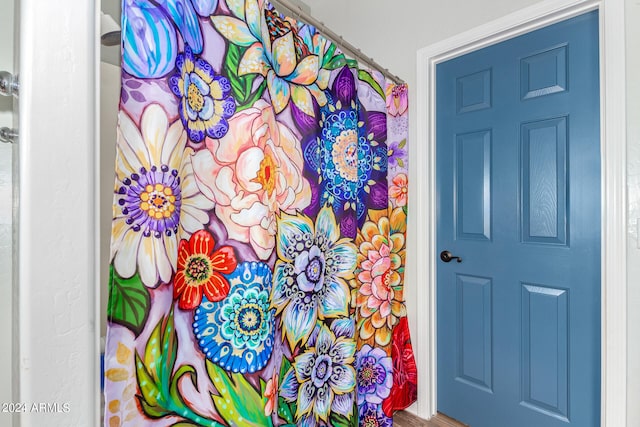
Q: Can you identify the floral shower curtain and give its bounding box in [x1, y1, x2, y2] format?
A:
[104, 1, 416, 426]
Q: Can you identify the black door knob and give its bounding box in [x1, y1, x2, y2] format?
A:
[440, 250, 462, 263]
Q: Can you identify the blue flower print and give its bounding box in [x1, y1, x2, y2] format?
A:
[193, 261, 274, 374]
[122, 0, 219, 78]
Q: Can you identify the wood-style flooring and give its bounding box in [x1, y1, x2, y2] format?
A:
[394, 411, 468, 427]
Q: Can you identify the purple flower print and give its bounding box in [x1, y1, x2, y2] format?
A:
[356, 344, 393, 405]
[359, 402, 393, 427]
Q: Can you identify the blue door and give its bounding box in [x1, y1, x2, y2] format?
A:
[436, 12, 600, 427]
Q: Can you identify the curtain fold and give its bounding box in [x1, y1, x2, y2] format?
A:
[105, 1, 417, 425]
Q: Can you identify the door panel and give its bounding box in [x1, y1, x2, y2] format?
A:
[456, 274, 493, 392]
[521, 117, 567, 245]
[437, 11, 600, 427]
[521, 284, 569, 421]
[455, 130, 492, 241]
[520, 45, 568, 99]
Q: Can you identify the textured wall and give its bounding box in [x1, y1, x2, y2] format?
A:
[626, 0, 640, 424]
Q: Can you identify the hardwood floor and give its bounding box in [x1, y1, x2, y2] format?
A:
[394, 411, 468, 427]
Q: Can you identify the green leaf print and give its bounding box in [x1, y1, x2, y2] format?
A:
[207, 361, 274, 427]
[135, 310, 223, 427]
[277, 357, 297, 424]
[330, 411, 359, 427]
[358, 69, 385, 100]
[224, 43, 267, 112]
[107, 266, 150, 336]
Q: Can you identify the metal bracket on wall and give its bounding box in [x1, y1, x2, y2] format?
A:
[0, 70, 18, 98]
[0, 127, 18, 144]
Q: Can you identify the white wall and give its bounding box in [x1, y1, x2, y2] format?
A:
[626, 0, 640, 424]
[0, 0, 14, 421]
[303, 0, 546, 414]
[18, 0, 98, 425]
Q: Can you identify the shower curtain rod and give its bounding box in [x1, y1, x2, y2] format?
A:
[269, 0, 406, 85]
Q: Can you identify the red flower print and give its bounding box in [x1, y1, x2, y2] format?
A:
[383, 316, 418, 416]
[173, 230, 237, 310]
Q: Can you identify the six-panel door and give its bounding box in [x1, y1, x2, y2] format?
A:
[436, 11, 601, 427]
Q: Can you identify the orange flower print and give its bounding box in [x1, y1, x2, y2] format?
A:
[389, 173, 408, 208]
[264, 369, 279, 416]
[356, 208, 407, 346]
[173, 229, 237, 310]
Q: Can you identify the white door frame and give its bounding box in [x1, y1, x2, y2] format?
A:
[413, 0, 628, 425]
[17, 0, 100, 426]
